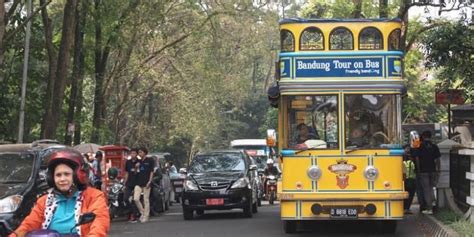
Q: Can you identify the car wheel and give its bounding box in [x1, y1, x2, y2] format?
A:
[283, 220, 297, 234]
[243, 200, 253, 218]
[252, 200, 258, 213]
[183, 208, 194, 220]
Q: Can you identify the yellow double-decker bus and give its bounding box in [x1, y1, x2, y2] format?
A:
[270, 18, 408, 233]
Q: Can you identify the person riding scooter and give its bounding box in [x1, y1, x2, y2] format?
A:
[263, 159, 280, 196]
[11, 149, 110, 237]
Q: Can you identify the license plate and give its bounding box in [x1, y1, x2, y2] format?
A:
[330, 208, 358, 218]
[206, 198, 224, 206]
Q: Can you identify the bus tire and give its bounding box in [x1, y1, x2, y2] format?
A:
[283, 220, 297, 233]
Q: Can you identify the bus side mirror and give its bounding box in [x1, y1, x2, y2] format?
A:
[267, 85, 280, 108]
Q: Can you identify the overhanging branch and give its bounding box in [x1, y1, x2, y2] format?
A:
[4, 0, 51, 42]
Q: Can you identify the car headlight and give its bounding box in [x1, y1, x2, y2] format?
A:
[231, 177, 250, 189]
[0, 195, 22, 213]
[184, 180, 199, 191]
[364, 166, 379, 181]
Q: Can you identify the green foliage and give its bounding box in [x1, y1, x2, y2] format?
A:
[422, 21, 474, 99]
[435, 208, 474, 236]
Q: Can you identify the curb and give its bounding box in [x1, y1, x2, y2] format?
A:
[416, 213, 460, 237]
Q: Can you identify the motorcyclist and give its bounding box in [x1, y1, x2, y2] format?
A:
[10, 149, 110, 237]
[263, 159, 280, 195]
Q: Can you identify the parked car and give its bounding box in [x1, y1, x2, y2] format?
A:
[249, 156, 263, 206]
[148, 153, 172, 214]
[0, 141, 65, 236]
[182, 150, 259, 220]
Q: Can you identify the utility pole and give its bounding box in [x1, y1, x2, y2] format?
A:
[18, 0, 32, 143]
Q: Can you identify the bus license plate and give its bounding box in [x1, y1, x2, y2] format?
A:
[206, 198, 224, 206]
[330, 208, 358, 218]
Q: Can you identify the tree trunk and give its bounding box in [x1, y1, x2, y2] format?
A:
[0, 0, 5, 70]
[379, 0, 388, 18]
[352, 0, 363, 18]
[40, 0, 58, 138]
[65, 0, 88, 145]
[91, 0, 109, 143]
[42, 0, 78, 139]
[398, 0, 410, 52]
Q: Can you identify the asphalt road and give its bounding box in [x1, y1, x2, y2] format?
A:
[109, 201, 429, 237]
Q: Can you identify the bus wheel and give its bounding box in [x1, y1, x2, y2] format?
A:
[283, 220, 297, 233]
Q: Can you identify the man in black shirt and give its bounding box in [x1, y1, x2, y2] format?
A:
[124, 148, 140, 222]
[133, 147, 155, 223]
[414, 131, 441, 215]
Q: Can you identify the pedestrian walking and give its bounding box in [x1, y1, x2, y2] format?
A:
[403, 145, 416, 214]
[124, 148, 140, 223]
[413, 131, 441, 215]
[134, 147, 155, 223]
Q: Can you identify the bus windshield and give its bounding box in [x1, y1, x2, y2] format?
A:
[287, 95, 339, 149]
[345, 94, 401, 149]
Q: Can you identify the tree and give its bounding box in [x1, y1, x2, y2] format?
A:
[41, 0, 78, 139]
[422, 21, 474, 96]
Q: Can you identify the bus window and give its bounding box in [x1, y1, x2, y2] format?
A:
[344, 94, 401, 149]
[281, 30, 295, 52]
[300, 27, 324, 50]
[359, 27, 383, 50]
[287, 95, 338, 149]
[388, 29, 401, 51]
[329, 27, 353, 50]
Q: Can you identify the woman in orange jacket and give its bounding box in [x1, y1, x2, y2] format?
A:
[11, 149, 110, 237]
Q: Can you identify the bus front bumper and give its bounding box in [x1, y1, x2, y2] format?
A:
[279, 192, 408, 220]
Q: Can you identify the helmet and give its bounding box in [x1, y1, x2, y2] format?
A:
[47, 149, 89, 190]
[107, 167, 119, 180]
[266, 159, 274, 165]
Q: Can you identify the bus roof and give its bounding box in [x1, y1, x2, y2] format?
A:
[279, 18, 401, 25]
[230, 139, 267, 147]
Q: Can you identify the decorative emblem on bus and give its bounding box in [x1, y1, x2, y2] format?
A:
[280, 61, 286, 76]
[210, 181, 218, 187]
[393, 59, 402, 73]
[328, 159, 357, 189]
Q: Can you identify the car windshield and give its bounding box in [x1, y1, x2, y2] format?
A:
[0, 152, 34, 183]
[189, 153, 245, 173]
[252, 156, 267, 169]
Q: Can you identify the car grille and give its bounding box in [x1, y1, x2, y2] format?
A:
[199, 182, 231, 190]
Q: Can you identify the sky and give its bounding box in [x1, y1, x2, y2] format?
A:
[409, 3, 472, 22]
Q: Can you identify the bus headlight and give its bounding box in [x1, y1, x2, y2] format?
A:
[364, 166, 379, 181]
[307, 165, 322, 180]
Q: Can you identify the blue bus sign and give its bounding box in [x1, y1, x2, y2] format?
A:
[279, 53, 403, 80]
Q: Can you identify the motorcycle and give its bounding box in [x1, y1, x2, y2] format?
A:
[265, 175, 278, 205]
[25, 212, 95, 237]
[106, 168, 125, 220]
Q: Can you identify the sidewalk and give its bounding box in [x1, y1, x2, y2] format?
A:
[409, 204, 460, 237]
